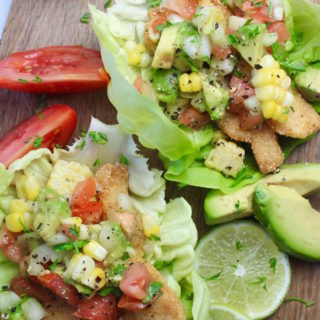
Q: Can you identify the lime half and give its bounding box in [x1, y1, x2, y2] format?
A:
[209, 304, 250, 320]
[195, 221, 290, 319]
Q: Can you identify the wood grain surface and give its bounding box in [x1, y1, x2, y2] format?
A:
[0, 1, 320, 319]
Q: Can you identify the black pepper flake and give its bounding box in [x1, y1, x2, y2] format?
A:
[255, 64, 263, 70]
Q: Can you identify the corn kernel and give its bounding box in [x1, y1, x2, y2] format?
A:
[255, 85, 276, 101]
[5, 212, 25, 233]
[189, 73, 202, 91]
[179, 73, 191, 92]
[128, 51, 142, 66]
[83, 240, 108, 262]
[142, 215, 160, 237]
[81, 267, 106, 290]
[10, 199, 27, 214]
[260, 54, 279, 69]
[251, 69, 275, 87]
[262, 101, 278, 119]
[61, 217, 83, 226]
[136, 44, 146, 53]
[67, 254, 95, 281]
[22, 175, 41, 201]
[179, 72, 202, 93]
[274, 69, 287, 86]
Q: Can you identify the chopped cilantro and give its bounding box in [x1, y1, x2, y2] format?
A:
[89, 131, 108, 145]
[104, 0, 112, 8]
[235, 200, 240, 211]
[17, 217, 31, 234]
[268, 1, 272, 18]
[33, 135, 43, 148]
[233, 67, 244, 79]
[69, 224, 80, 237]
[75, 139, 86, 150]
[53, 240, 89, 253]
[121, 252, 130, 261]
[33, 76, 42, 83]
[251, 0, 263, 7]
[236, 240, 244, 251]
[146, 0, 162, 7]
[80, 12, 90, 23]
[120, 154, 130, 165]
[251, 276, 267, 290]
[18, 78, 28, 83]
[93, 158, 101, 167]
[283, 108, 290, 115]
[156, 24, 165, 32]
[290, 106, 295, 112]
[202, 271, 223, 281]
[99, 287, 113, 297]
[111, 264, 127, 277]
[285, 297, 315, 308]
[142, 282, 163, 304]
[35, 109, 44, 119]
[49, 260, 58, 271]
[149, 234, 161, 241]
[38, 94, 47, 109]
[269, 257, 277, 273]
[153, 260, 173, 270]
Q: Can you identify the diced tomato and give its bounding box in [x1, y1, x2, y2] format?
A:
[150, 15, 167, 35]
[35, 272, 81, 307]
[0, 104, 77, 168]
[118, 295, 148, 312]
[242, 0, 274, 23]
[212, 46, 232, 60]
[74, 295, 118, 320]
[0, 225, 24, 263]
[72, 201, 103, 224]
[165, 0, 197, 20]
[0, 46, 109, 94]
[179, 106, 211, 130]
[267, 22, 290, 44]
[229, 75, 255, 113]
[133, 76, 144, 94]
[239, 110, 264, 130]
[72, 177, 96, 207]
[11, 276, 53, 304]
[59, 224, 77, 240]
[119, 263, 153, 300]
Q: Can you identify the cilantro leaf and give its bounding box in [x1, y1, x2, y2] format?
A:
[142, 282, 163, 304]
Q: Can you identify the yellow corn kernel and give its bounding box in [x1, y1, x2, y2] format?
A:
[179, 73, 202, 93]
[274, 69, 287, 86]
[260, 54, 279, 69]
[83, 240, 108, 262]
[142, 215, 160, 237]
[179, 73, 192, 92]
[5, 212, 25, 233]
[255, 85, 276, 102]
[22, 175, 41, 201]
[82, 268, 106, 290]
[262, 101, 278, 119]
[128, 50, 142, 66]
[251, 69, 275, 87]
[278, 112, 289, 123]
[61, 217, 83, 227]
[189, 73, 202, 91]
[274, 87, 286, 105]
[10, 199, 27, 214]
[136, 44, 146, 53]
[273, 104, 285, 120]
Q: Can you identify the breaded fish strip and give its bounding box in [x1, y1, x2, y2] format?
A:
[95, 164, 144, 251]
[219, 112, 283, 173]
[267, 93, 320, 139]
[120, 261, 186, 320]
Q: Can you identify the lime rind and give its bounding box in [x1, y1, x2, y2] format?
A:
[209, 303, 251, 320]
[195, 220, 291, 320]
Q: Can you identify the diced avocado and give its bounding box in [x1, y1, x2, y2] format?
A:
[190, 92, 207, 113]
[295, 66, 320, 102]
[205, 163, 320, 225]
[253, 184, 320, 260]
[164, 98, 189, 122]
[33, 188, 71, 240]
[152, 25, 180, 69]
[202, 76, 229, 120]
[152, 68, 181, 104]
[230, 23, 271, 67]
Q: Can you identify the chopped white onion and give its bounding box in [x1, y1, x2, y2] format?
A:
[124, 40, 137, 52]
[79, 224, 89, 240]
[46, 233, 70, 246]
[211, 57, 235, 76]
[228, 15, 248, 31]
[183, 36, 199, 59]
[271, 0, 283, 7]
[274, 6, 284, 21]
[21, 298, 47, 320]
[28, 244, 53, 276]
[282, 91, 294, 107]
[244, 96, 262, 114]
[199, 35, 211, 60]
[263, 32, 278, 46]
[0, 291, 21, 312]
[136, 22, 146, 43]
[167, 14, 185, 24]
[140, 53, 152, 68]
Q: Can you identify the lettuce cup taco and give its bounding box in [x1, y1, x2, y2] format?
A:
[0, 117, 209, 320]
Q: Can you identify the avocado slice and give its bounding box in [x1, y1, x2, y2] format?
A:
[295, 66, 320, 102]
[205, 163, 320, 225]
[253, 184, 320, 261]
[152, 25, 180, 69]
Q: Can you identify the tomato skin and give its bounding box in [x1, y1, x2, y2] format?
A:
[268, 22, 290, 44]
[0, 225, 24, 263]
[239, 110, 264, 130]
[118, 295, 148, 312]
[212, 46, 232, 60]
[0, 46, 109, 93]
[11, 276, 53, 304]
[0, 104, 77, 168]
[242, 0, 274, 23]
[72, 201, 103, 224]
[165, 0, 197, 20]
[35, 272, 81, 307]
[119, 263, 153, 300]
[72, 177, 96, 207]
[179, 106, 211, 130]
[74, 295, 118, 320]
[133, 76, 144, 94]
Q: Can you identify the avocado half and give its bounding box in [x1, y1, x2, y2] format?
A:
[205, 163, 320, 225]
[295, 66, 320, 102]
[253, 184, 320, 261]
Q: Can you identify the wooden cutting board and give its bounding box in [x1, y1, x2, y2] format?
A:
[0, 1, 320, 319]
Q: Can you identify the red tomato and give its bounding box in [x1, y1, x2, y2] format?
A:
[133, 76, 144, 94]
[0, 104, 77, 168]
[74, 295, 118, 320]
[239, 110, 264, 130]
[118, 295, 148, 312]
[165, 0, 197, 20]
[229, 75, 255, 113]
[72, 201, 103, 224]
[150, 15, 167, 35]
[268, 22, 290, 44]
[179, 106, 211, 130]
[242, 0, 274, 23]
[0, 46, 109, 94]
[119, 263, 153, 300]
[72, 177, 96, 207]
[212, 46, 232, 60]
[35, 272, 81, 307]
[11, 277, 53, 304]
[0, 225, 24, 263]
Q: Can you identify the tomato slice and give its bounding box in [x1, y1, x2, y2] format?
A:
[72, 201, 103, 225]
[0, 46, 109, 94]
[11, 276, 53, 304]
[0, 104, 77, 167]
[119, 263, 153, 300]
[74, 295, 118, 320]
[165, 0, 197, 20]
[179, 106, 211, 130]
[0, 225, 24, 263]
[118, 295, 149, 312]
[34, 272, 81, 307]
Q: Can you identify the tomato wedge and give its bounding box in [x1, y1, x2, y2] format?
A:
[0, 225, 24, 263]
[0, 104, 77, 167]
[0, 46, 109, 93]
[74, 295, 118, 320]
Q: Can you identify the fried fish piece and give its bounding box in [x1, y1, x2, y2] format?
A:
[120, 261, 186, 320]
[267, 93, 320, 139]
[218, 112, 283, 173]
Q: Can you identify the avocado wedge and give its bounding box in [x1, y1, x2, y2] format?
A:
[253, 184, 320, 261]
[205, 163, 320, 225]
[295, 66, 320, 102]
